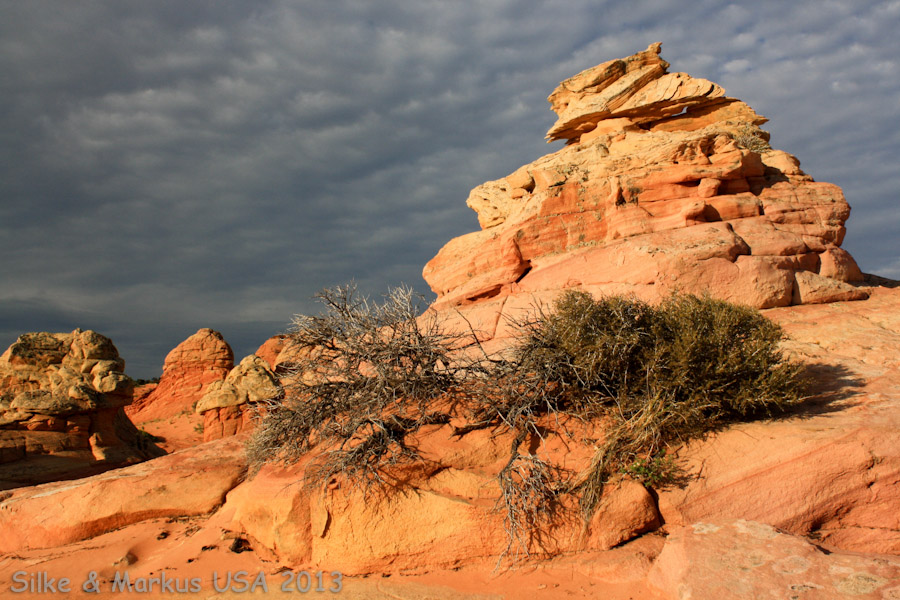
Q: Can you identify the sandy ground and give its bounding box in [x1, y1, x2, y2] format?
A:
[0, 512, 664, 599]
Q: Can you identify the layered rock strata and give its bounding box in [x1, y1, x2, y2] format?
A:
[424, 43, 866, 331]
[126, 328, 233, 424]
[195, 354, 280, 442]
[0, 329, 154, 487]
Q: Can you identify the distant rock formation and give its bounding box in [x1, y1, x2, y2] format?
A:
[195, 355, 280, 442]
[0, 329, 158, 488]
[254, 334, 288, 371]
[424, 43, 867, 341]
[126, 328, 233, 424]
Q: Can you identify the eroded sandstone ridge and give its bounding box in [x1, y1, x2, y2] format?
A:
[0, 329, 154, 488]
[424, 43, 866, 329]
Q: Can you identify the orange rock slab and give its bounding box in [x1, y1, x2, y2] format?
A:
[648, 520, 900, 599]
[0, 436, 246, 554]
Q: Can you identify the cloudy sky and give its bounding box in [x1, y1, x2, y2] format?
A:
[2, 1, 898, 377]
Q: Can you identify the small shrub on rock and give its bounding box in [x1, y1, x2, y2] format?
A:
[246, 284, 473, 491]
[478, 290, 806, 518]
[733, 123, 771, 153]
[248, 285, 806, 557]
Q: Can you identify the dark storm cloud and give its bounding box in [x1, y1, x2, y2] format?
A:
[2, 0, 898, 376]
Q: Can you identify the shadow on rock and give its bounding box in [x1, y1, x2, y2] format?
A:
[781, 362, 866, 419]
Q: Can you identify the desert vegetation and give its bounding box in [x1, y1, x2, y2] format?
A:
[246, 285, 474, 491]
[248, 285, 806, 555]
[733, 122, 772, 153]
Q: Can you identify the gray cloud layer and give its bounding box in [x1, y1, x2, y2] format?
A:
[2, 0, 898, 376]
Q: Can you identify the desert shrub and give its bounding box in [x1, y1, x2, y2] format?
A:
[478, 290, 805, 518]
[621, 451, 678, 487]
[733, 123, 771, 153]
[248, 285, 805, 558]
[246, 284, 474, 492]
[494, 448, 571, 560]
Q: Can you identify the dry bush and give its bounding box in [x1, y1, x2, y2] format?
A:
[246, 284, 475, 492]
[733, 123, 771, 153]
[478, 290, 806, 518]
[249, 285, 806, 558]
[491, 429, 574, 562]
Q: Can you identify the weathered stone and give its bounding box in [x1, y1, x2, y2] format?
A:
[0, 329, 153, 487]
[586, 479, 661, 551]
[126, 328, 233, 423]
[254, 334, 288, 369]
[224, 419, 661, 574]
[793, 270, 869, 304]
[0, 436, 246, 552]
[423, 43, 865, 319]
[195, 355, 280, 442]
[546, 43, 727, 142]
[819, 245, 865, 282]
[648, 520, 900, 600]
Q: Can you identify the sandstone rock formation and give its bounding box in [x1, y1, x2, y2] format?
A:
[0, 329, 155, 488]
[125, 329, 233, 451]
[195, 355, 280, 442]
[0, 45, 896, 600]
[3, 282, 898, 595]
[648, 520, 900, 599]
[255, 333, 310, 375]
[224, 277, 900, 574]
[224, 428, 660, 574]
[254, 334, 288, 370]
[0, 436, 247, 553]
[424, 43, 867, 346]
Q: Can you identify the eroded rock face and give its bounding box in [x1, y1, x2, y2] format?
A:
[0, 330, 153, 488]
[254, 334, 287, 370]
[195, 355, 280, 442]
[226, 426, 660, 575]
[648, 520, 900, 599]
[126, 328, 233, 423]
[424, 43, 867, 336]
[0, 436, 247, 553]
